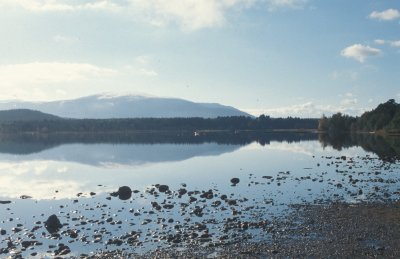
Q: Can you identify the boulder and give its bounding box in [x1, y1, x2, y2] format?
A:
[45, 214, 62, 234]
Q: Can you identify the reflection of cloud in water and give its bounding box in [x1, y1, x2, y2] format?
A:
[243, 141, 366, 157]
[0, 173, 79, 200]
[266, 141, 327, 156]
[0, 144, 242, 199]
[0, 161, 110, 200]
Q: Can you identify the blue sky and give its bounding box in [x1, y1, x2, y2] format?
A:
[0, 0, 399, 117]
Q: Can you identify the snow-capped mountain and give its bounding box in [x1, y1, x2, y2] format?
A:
[0, 94, 251, 119]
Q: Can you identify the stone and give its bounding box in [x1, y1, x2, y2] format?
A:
[45, 214, 62, 234]
[117, 186, 132, 200]
[158, 185, 169, 193]
[231, 178, 240, 185]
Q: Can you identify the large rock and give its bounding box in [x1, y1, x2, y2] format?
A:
[118, 186, 132, 200]
[158, 185, 169, 193]
[110, 186, 132, 200]
[45, 214, 62, 234]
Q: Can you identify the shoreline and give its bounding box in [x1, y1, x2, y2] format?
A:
[85, 201, 400, 258]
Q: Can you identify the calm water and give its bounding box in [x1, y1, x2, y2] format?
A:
[0, 132, 399, 257]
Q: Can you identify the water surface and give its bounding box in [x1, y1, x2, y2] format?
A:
[0, 132, 399, 257]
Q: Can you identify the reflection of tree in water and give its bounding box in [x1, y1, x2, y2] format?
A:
[2, 132, 399, 160]
[0, 131, 319, 155]
[319, 133, 400, 161]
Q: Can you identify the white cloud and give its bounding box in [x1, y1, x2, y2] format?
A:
[267, 0, 307, 10]
[0, 0, 256, 30]
[137, 68, 158, 77]
[374, 39, 386, 45]
[0, 0, 310, 31]
[123, 65, 158, 77]
[244, 99, 367, 118]
[390, 40, 400, 48]
[372, 39, 400, 49]
[340, 44, 382, 63]
[135, 55, 153, 65]
[341, 98, 358, 106]
[124, 55, 159, 77]
[0, 62, 117, 86]
[0, 62, 118, 101]
[0, 0, 121, 12]
[129, 0, 258, 30]
[369, 9, 400, 21]
[53, 35, 79, 45]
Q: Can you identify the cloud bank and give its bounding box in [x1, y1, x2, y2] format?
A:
[0, 62, 117, 86]
[1, 0, 309, 30]
[244, 99, 368, 118]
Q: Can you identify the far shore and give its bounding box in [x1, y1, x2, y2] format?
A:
[1, 128, 400, 136]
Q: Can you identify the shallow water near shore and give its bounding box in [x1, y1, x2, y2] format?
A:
[0, 132, 399, 258]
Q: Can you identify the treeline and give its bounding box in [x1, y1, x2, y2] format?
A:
[0, 115, 318, 133]
[318, 99, 400, 135]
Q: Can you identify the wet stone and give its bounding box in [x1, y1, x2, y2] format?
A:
[231, 178, 240, 185]
[12, 227, 22, 233]
[178, 188, 187, 196]
[163, 204, 174, 209]
[115, 186, 132, 200]
[54, 244, 71, 256]
[227, 199, 237, 206]
[21, 240, 37, 248]
[0, 248, 9, 255]
[45, 214, 63, 234]
[158, 185, 169, 193]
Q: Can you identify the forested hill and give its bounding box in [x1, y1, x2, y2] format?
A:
[318, 99, 400, 134]
[0, 114, 318, 133]
[0, 109, 61, 122]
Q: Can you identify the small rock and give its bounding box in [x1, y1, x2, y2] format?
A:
[231, 178, 240, 185]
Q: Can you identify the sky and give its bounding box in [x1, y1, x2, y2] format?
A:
[0, 0, 399, 117]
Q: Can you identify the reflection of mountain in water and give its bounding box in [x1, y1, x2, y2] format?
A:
[0, 131, 319, 167]
[1, 131, 398, 164]
[0, 143, 241, 167]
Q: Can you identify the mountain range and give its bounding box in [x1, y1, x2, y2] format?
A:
[0, 94, 251, 119]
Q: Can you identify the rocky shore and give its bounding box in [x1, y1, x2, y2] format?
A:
[89, 202, 400, 258]
[1, 153, 399, 258]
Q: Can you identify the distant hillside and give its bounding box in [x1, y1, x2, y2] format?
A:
[318, 99, 400, 134]
[0, 109, 60, 122]
[0, 94, 251, 119]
